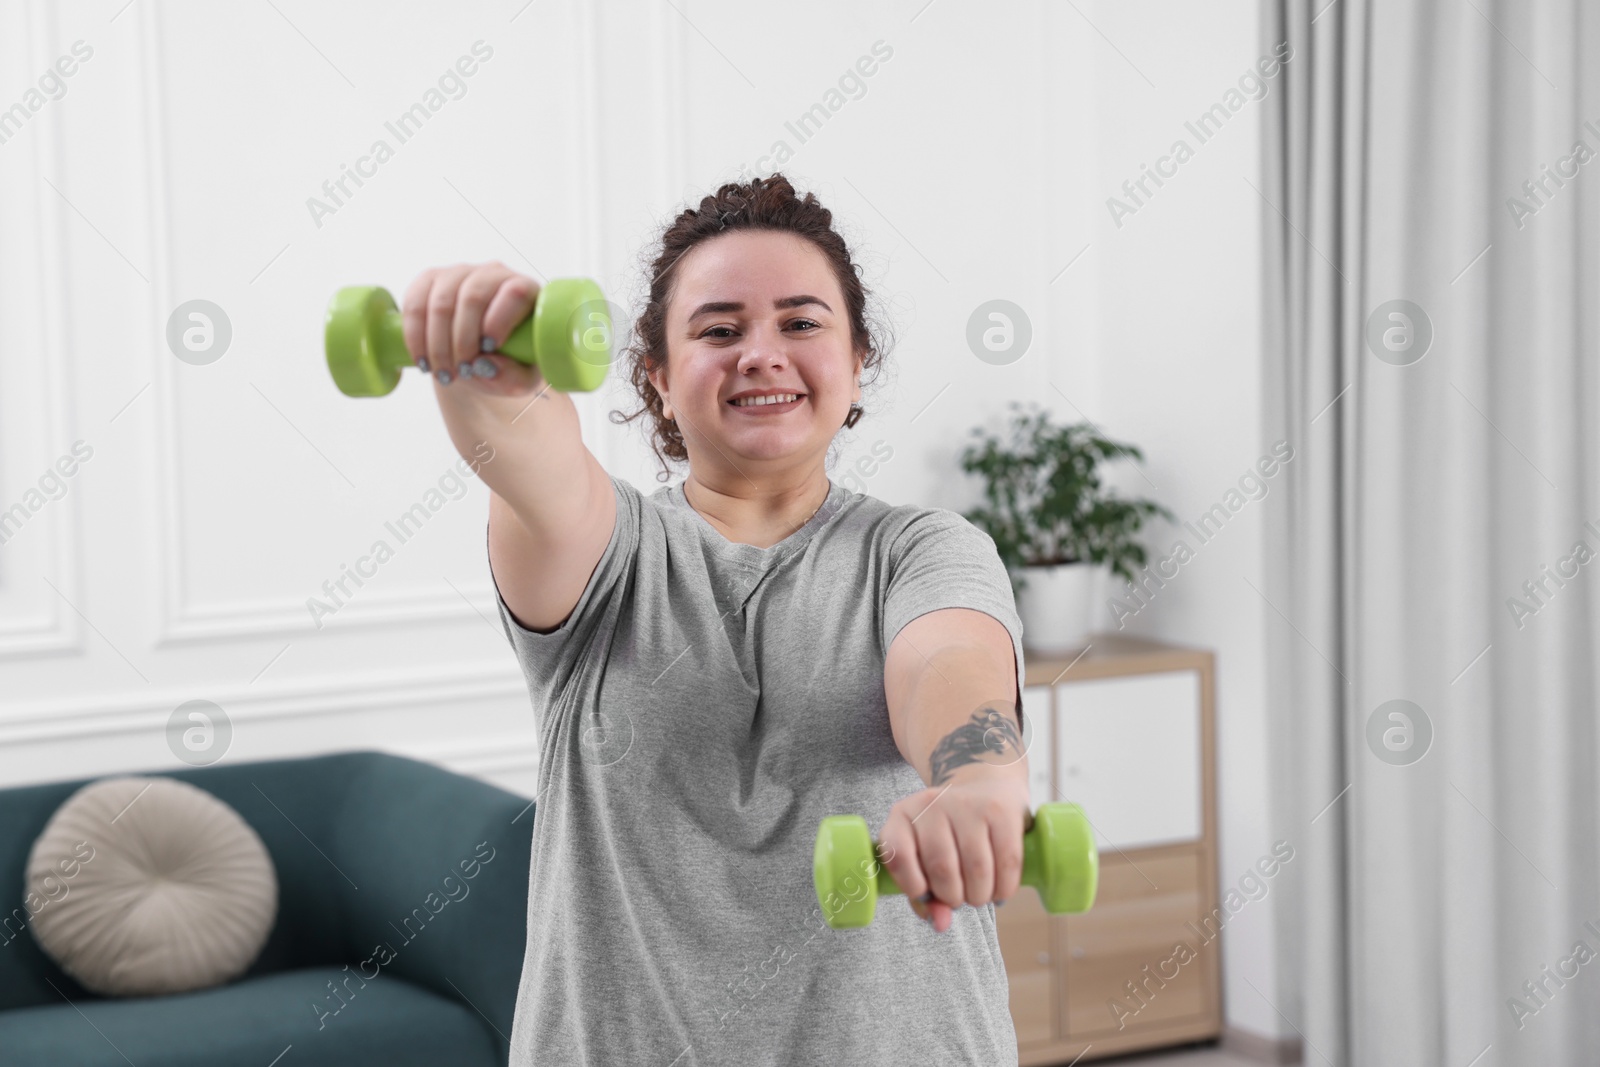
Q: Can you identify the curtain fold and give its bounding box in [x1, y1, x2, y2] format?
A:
[1261, 1, 1600, 1064]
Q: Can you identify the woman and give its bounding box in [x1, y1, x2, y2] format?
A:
[405, 174, 1032, 1065]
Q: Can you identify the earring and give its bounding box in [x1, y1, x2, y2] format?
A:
[843, 403, 864, 429]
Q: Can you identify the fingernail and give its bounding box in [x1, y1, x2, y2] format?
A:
[916, 892, 933, 904]
[417, 356, 430, 372]
[480, 335, 497, 353]
[458, 360, 474, 379]
[473, 356, 498, 378]
[435, 368, 452, 385]
[995, 899, 1006, 908]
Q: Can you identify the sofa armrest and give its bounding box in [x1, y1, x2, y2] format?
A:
[324, 752, 532, 1057]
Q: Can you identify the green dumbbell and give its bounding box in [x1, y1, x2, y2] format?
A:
[812, 801, 1098, 930]
[324, 276, 613, 397]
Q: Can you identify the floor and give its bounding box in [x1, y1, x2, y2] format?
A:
[1082, 1043, 1269, 1067]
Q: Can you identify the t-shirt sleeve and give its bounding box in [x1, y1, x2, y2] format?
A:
[488, 474, 640, 692]
[880, 508, 1027, 734]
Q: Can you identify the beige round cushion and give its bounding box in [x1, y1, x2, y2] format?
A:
[25, 776, 278, 996]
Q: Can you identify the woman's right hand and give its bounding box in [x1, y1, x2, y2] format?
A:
[401, 261, 547, 397]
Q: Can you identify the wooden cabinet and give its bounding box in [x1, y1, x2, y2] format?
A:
[1000, 634, 1221, 1064]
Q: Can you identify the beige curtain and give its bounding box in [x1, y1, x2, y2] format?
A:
[1260, 0, 1600, 1064]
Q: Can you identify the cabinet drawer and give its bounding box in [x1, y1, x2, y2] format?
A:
[1091, 849, 1202, 908]
[1061, 850, 1210, 1037]
[1056, 670, 1202, 849]
[996, 887, 1055, 1047]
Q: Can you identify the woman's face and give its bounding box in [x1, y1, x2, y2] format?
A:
[648, 229, 863, 479]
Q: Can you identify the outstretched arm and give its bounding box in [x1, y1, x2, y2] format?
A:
[881, 607, 1030, 933]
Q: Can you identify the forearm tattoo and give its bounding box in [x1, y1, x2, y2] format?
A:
[929, 704, 1024, 785]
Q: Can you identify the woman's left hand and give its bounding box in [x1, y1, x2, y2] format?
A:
[876, 768, 1032, 933]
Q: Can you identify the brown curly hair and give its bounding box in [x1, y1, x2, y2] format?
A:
[609, 173, 891, 482]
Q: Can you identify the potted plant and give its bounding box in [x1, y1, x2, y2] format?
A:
[959, 402, 1174, 653]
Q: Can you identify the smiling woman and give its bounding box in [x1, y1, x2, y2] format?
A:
[452, 173, 1034, 1066]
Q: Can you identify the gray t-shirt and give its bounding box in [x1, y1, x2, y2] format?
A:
[493, 472, 1028, 1066]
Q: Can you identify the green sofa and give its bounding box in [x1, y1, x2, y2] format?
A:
[0, 750, 532, 1066]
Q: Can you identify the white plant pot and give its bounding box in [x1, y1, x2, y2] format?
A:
[1014, 562, 1096, 655]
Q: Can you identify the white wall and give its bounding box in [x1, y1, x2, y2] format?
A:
[1068, 0, 1286, 1043]
[0, 0, 1282, 1045]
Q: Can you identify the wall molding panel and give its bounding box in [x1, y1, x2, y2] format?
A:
[0, 0, 87, 661]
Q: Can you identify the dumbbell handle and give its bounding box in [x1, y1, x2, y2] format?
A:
[863, 812, 1055, 901]
[864, 809, 1075, 902]
[350, 292, 560, 378]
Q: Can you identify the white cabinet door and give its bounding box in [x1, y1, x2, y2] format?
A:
[1021, 685, 1054, 812]
[1054, 670, 1202, 851]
